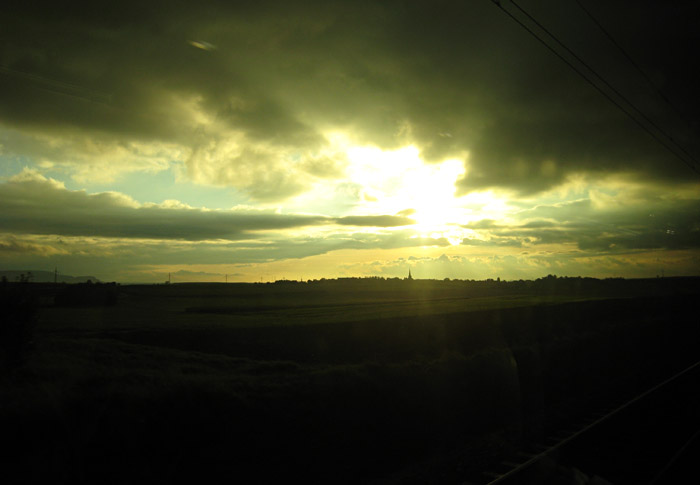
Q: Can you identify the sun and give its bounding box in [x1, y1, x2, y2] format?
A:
[404, 159, 466, 229]
[344, 143, 469, 241]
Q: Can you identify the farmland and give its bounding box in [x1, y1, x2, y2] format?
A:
[2, 277, 699, 483]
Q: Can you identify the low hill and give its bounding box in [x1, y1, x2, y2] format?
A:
[0, 270, 100, 283]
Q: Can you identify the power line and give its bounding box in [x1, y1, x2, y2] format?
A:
[508, 0, 699, 170]
[572, 0, 698, 137]
[490, 0, 700, 176]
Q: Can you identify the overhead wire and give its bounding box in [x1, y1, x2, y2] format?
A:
[508, 0, 700, 171]
[572, 0, 698, 137]
[489, 0, 700, 176]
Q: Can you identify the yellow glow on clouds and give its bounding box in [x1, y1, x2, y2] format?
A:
[285, 132, 514, 247]
[343, 137, 509, 244]
[255, 138, 508, 247]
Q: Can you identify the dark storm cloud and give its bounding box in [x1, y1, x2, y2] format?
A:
[0, 172, 414, 241]
[2, 1, 698, 197]
[0, 182, 321, 240]
[453, 1, 700, 194]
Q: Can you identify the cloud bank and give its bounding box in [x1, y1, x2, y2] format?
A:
[2, 1, 698, 200]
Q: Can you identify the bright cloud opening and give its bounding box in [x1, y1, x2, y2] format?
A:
[345, 144, 467, 233]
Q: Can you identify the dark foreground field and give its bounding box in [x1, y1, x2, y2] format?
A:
[2, 277, 699, 484]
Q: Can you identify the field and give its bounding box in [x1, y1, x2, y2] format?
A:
[2, 277, 699, 483]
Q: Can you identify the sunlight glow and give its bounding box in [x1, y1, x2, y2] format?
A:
[283, 133, 514, 247]
[345, 145, 467, 234]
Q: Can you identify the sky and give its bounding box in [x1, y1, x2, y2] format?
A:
[1, 0, 699, 283]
